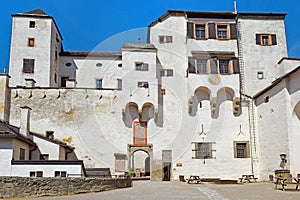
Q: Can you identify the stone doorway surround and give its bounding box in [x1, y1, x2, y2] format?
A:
[127, 144, 154, 180]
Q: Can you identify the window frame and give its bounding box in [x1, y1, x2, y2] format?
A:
[114, 154, 127, 172]
[54, 171, 67, 177]
[218, 59, 231, 75]
[96, 79, 103, 89]
[29, 21, 36, 28]
[196, 59, 208, 74]
[216, 24, 230, 40]
[192, 142, 215, 159]
[137, 81, 149, 88]
[233, 141, 250, 159]
[135, 62, 149, 71]
[20, 148, 25, 160]
[159, 35, 173, 44]
[260, 34, 272, 46]
[23, 58, 35, 73]
[28, 38, 35, 47]
[194, 23, 208, 40]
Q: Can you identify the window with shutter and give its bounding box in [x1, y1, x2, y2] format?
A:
[195, 24, 207, 39]
[188, 57, 196, 73]
[216, 24, 229, 39]
[23, 58, 35, 73]
[219, 60, 230, 74]
[187, 22, 194, 39]
[196, 59, 207, 74]
[210, 58, 218, 74]
[208, 23, 216, 39]
[256, 34, 277, 46]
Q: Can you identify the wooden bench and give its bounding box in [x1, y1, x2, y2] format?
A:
[274, 177, 300, 191]
[187, 175, 202, 184]
[239, 174, 258, 183]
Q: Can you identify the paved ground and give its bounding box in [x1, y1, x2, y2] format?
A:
[17, 181, 300, 200]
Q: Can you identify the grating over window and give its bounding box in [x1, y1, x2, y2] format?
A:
[23, 59, 35, 73]
[193, 142, 214, 159]
[236, 143, 247, 158]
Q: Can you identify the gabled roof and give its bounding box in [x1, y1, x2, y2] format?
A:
[149, 10, 286, 27]
[24, 9, 48, 16]
[0, 121, 36, 146]
[30, 132, 74, 150]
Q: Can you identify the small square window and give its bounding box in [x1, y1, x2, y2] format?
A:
[135, 63, 149, 71]
[161, 89, 166, 95]
[166, 69, 173, 76]
[36, 171, 43, 177]
[29, 171, 36, 177]
[261, 35, 269, 45]
[234, 142, 250, 158]
[193, 142, 214, 159]
[257, 71, 264, 79]
[28, 38, 35, 47]
[29, 21, 35, 28]
[137, 82, 149, 88]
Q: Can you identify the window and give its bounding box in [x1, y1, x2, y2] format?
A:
[118, 63, 122, 68]
[46, 131, 54, 140]
[20, 148, 25, 160]
[160, 69, 174, 77]
[159, 35, 173, 44]
[29, 21, 35, 28]
[137, 82, 149, 88]
[196, 59, 207, 74]
[195, 24, 206, 39]
[55, 171, 67, 177]
[135, 63, 149, 71]
[114, 154, 127, 172]
[193, 142, 215, 159]
[65, 62, 72, 67]
[28, 38, 35, 47]
[36, 171, 43, 177]
[96, 63, 103, 67]
[219, 60, 230, 74]
[257, 71, 264, 79]
[117, 79, 122, 90]
[234, 142, 250, 158]
[96, 79, 103, 89]
[23, 58, 34, 73]
[133, 121, 147, 146]
[256, 34, 277, 46]
[61, 77, 69, 88]
[217, 25, 228, 39]
[40, 154, 49, 160]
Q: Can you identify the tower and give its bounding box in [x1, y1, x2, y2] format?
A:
[9, 9, 63, 87]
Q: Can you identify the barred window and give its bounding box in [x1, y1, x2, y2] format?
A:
[192, 142, 215, 159]
[23, 58, 35, 73]
[234, 141, 250, 158]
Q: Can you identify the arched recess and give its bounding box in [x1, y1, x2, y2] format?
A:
[141, 102, 155, 122]
[123, 102, 139, 128]
[213, 87, 235, 118]
[189, 86, 211, 116]
[127, 144, 153, 179]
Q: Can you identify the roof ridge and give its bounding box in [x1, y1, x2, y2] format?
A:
[24, 9, 48, 16]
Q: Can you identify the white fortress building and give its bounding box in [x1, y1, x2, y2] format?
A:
[1, 9, 300, 181]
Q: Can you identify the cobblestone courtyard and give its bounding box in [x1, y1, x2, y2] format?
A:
[15, 181, 300, 200]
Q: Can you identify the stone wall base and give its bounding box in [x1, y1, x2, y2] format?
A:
[0, 176, 132, 198]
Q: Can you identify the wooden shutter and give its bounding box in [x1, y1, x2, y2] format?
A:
[256, 34, 261, 45]
[272, 34, 277, 45]
[230, 24, 237, 39]
[188, 57, 196, 73]
[208, 23, 216, 39]
[233, 58, 240, 74]
[210, 58, 218, 74]
[143, 63, 149, 71]
[187, 22, 194, 39]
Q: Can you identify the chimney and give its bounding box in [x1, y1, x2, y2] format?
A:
[20, 106, 32, 137]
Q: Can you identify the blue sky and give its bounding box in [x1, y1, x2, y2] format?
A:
[1, 0, 300, 73]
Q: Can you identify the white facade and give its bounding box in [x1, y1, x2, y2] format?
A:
[1, 9, 300, 181]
